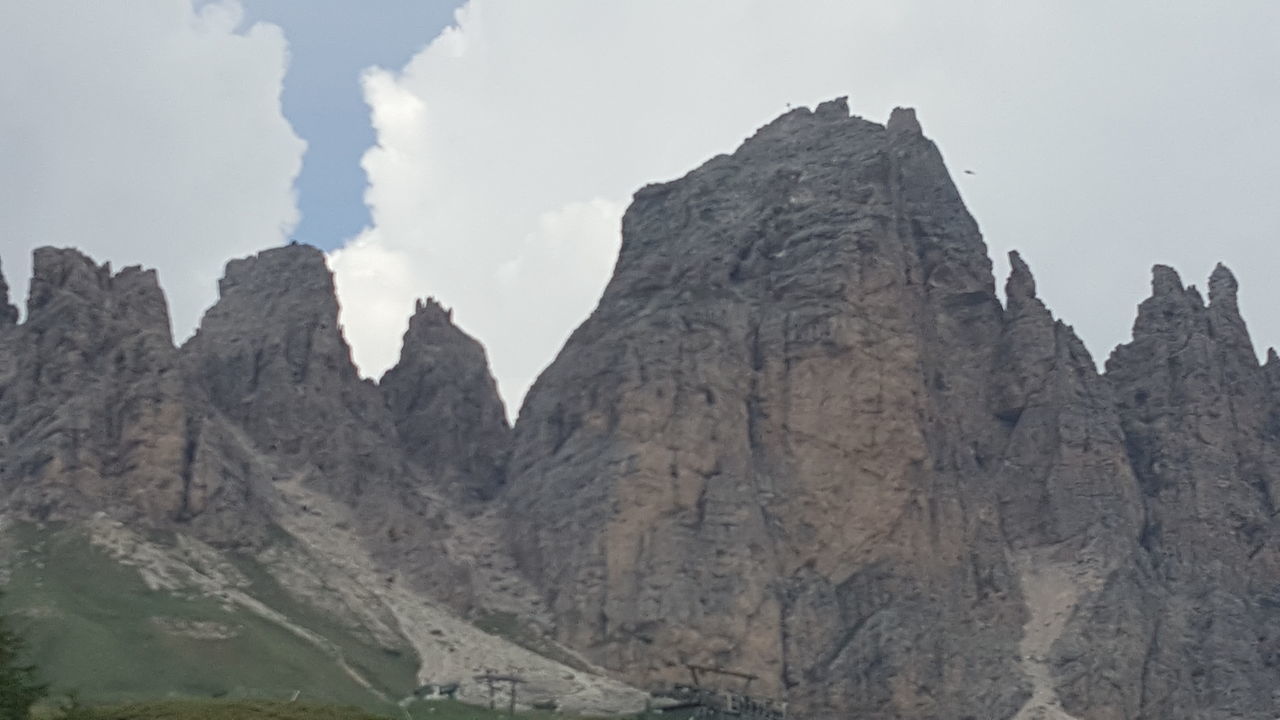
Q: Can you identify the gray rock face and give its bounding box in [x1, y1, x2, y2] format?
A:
[0, 247, 645, 713]
[0, 257, 17, 327]
[992, 253, 1151, 720]
[178, 245, 477, 603]
[1103, 265, 1280, 718]
[5, 99, 1280, 720]
[0, 249, 195, 527]
[0, 247, 308, 547]
[381, 298, 510, 501]
[505, 102, 1280, 719]
[0, 244, 511, 596]
[506, 100, 1029, 717]
[181, 245, 398, 501]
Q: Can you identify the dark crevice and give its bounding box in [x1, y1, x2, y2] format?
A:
[176, 413, 201, 522]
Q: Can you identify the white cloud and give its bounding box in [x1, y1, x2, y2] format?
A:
[336, 0, 1280, 412]
[0, 0, 302, 337]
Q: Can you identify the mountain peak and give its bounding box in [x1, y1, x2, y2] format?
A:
[1005, 250, 1038, 305]
[1208, 262, 1239, 308]
[411, 296, 454, 325]
[0, 255, 18, 327]
[887, 105, 922, 135]
[1150, 263, 1185, 298]
[382, 295, 509, 500]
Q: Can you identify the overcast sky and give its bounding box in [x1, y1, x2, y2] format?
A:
[2, 1, 1278, 414]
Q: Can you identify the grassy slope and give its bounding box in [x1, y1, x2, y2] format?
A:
[224, 554, 417, 700]
[32, 699, 586, 720]
[1, 524, 418, 711]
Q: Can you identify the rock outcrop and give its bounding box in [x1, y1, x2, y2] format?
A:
[0, 249, 198, 528]
[506, 100, 1026, 717]
[0, 257, 17, 327]
[0, 242, 604, 707]
[1102, 264, 1280, 718]
[180, 245, 406, 505]
[178, 245, 481, 603]
[381, 298, 510, 501]
[504, 101, 1280, 719]
[0, 244, 516, 594]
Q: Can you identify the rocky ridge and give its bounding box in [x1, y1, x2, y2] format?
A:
[2, 99, 1279, 719]
[505, 100, 1280, 719]
[0, 244, 633, 713]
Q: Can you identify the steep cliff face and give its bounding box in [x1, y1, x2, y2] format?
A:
[0, 243, 636, 712]
[507, 101, 1025, 718]
[0, 243, 520, 593]
[180, 246, 396, 498]
[1103, 266, 1280, 718]
[0, 249, 203, 528]
[0, 257, 17, 327]
[381, 298, 510, 501]
[178, 245, 478, 601]
[504, 102, 1280, 720]
[990, 254, 1151, 720]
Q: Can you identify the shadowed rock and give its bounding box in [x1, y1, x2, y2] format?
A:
[0, 257, 18, 327]
[380, 297, 510, 501]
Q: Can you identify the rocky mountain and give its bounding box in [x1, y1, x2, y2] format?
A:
[0, 245, 643, 714]
[380, 298, 511, 502]
[2, 99, 1279, 719]
[504, 100, 1280, 720]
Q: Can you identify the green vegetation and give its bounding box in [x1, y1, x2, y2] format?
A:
[0, 591, 48, 720]
[2, 525, 609, 720]
[29, 699, 385, 720]
[0, 524, 415, 710]
[28, 698, 595, 720]
[224, 554, 417, 697]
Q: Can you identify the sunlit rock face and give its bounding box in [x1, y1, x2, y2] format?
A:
[0, 248, 199, 530]
[505, 101, 1280, 719]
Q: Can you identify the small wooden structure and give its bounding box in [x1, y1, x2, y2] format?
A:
[655, 665, 787, 720]
[413, 683, 459, 700]
[687, 665, 758, 695]
[474, 672, 526, 717]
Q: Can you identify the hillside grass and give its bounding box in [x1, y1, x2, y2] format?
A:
[225, 554, 418, 698]
[30, 698, 600, 720]
[1, 523, 418, 710]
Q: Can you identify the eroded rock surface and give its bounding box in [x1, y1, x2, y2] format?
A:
[381, 298, 510, 501]
[4, 99, 1280, 720]
[507, 101, 1028, 718]
[179, 245, 479, 605]
[0, 248, 214, 530]
[505, 102, 1280, 719]
[1102, 265, 1280, 718]
[0, 242, 611, 708]
[0, 244, 536, 612]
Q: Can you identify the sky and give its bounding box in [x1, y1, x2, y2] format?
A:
[1, 1, 1278, 416]
[230, 0, 466, 247]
